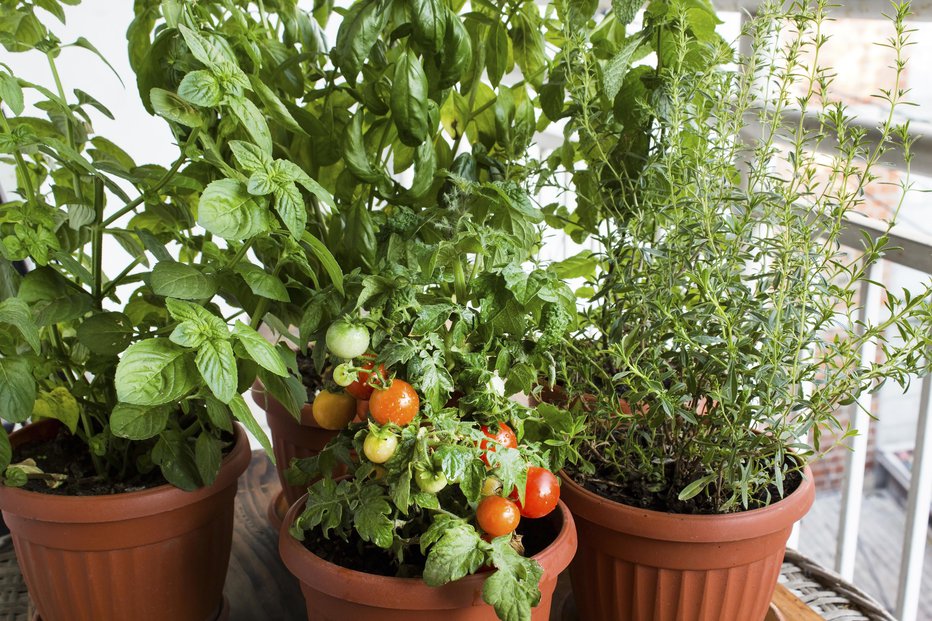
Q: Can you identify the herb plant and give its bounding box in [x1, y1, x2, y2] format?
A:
[0, 0, 296, 490]
[550, 0, 931, 513]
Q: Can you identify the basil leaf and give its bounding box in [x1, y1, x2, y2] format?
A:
[177, 70, 222, 107]
[115, 338, 196, 406]
[197, 179, 269, 241]
[332, 0, 386, 80]
[410, 0, 445, 51]
[232, 321, 288, 377]
[228, 96, 272, 154]
[149, 88, 202, 127]
[485, 21, 509, 87]
[195, 338, 238, 404]
[111, 403, 170, 440]
[76, 311, 135, 355]
[0, 358, 36, 423]
[391, 50, 429, 147]
[150, 261, 217, 300]
[195, 432, 222, 486]
[229, 394, 273, 459]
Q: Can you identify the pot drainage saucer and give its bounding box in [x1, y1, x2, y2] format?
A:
[32, 596, 230, 621]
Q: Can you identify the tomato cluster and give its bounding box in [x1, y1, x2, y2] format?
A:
[319, 319, 561, 543]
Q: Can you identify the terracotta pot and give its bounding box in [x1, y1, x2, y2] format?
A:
[279, 495, 578, 620]
[251, 381, 339, 508]
[560, 467, 815, 621]
[0, 420, 250, 621]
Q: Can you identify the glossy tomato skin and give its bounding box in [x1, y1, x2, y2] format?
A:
[476, 495, 520, 538]
[363, 431, 398, 464]
[346, 361, 384, 401]
[311, 390, 357, 430]
[479, 422, 518, 467]
[512, 466, 560, 518]
[326, 320, 370, 359]
[369, 379, 419, 426]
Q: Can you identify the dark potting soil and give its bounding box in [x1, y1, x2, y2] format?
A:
[303, 511, 561, 578]
[568, 462, 803, 515]
[296, 351, 326, 402]
[12, 427, 167, 496]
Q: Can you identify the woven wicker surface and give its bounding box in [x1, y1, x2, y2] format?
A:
[780, 549, 896, 621]
[0, 536, 29, 621]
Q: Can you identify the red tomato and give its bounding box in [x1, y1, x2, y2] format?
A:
[476, 495, 520, 537]
[369, 379, 419, 426]
[346, 361, 385, 400]
[511, 466, 560, 518]
[479, 422, 518, 467]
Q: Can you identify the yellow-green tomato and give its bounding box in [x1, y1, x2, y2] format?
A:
[415, 465, 448, 494]
[363, 432, 398, 464]
[481, 476, 502, 497]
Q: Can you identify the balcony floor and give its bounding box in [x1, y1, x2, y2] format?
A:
[798, 487, 932, 619]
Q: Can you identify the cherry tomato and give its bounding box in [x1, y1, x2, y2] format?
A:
[481, 476, 503, 497]
[415, 465, 448, 493]
[326, 320, 370, 359]
[332, 362, 356, 387]
[363, 431, 398, 464]
[311, 390, 356, 430]
[511, 466, 560, 518]
[479, 422, 518, 467]
[346, 361, 385, 401]
[476, 495, 520, 538]
[369, 379, 419, 426]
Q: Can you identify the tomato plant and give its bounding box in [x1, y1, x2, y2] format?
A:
[369, 380, 420, 426]
[477, 496, 521, 538]
[345, 360, 384, 401]
[414, 464, 448, 494]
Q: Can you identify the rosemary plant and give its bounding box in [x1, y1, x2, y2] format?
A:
[552, 0, 931, 513]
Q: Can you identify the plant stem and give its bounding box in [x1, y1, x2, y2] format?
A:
[92, 177, 105, 304]
[0, 110, 39, 204]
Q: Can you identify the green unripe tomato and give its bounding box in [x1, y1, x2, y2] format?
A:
[326, 320, 370, 359]
[363, 431, 398, 464]
[415, 465, 448, 494]
[332, 362, 357, 387]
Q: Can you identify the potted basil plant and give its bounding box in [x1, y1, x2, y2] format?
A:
[544, 0, 931, 620]
[0, 3, 302, 619]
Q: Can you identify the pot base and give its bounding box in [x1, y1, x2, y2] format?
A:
[33, 596, 231, 621]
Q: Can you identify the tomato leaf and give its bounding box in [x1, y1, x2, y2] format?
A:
[482, 537, 544, 621]
[421, 516, 485, 586]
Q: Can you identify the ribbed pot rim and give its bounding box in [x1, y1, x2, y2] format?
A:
[559, 464, 815, 543]
[279, 493, 578, 610]
[0, 420, 250, 524]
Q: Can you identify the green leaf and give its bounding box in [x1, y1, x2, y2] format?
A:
[177, 70, 222, 107]
[553, 250, 598, 280]
[233, 322, 288, 377]
[115, 339, 196, 406]
[391, 50, 430, 147]
[482, 537, 544, 621]
[0, 72, 24, 116]
[354, 485, 394, 548]
[76, 312, 135, 356]
[273, 182, 306, 238]
[197, 179, 269, 241]
[31, 386, 79, 433]
[18, 267, 94, 326]
[612, 0, 644, 26]
[235, 264, 290, 302]
[257, 368, 306, 419]
[0, 297, 39, 352]
[71, 37, 124, 86]
[203, 396, 234, 433]
[0, 428, 11, 471]
[411, 304, 454, 336]
[164, 298, 229, 340]
[152, 429, 201, 491]
[229, 394, 273, 458]
[195, 432, 222, 486]
[332, 0, 386, 79]
[301, 232, 344, 294]
[410, 0, 445, 50]
[149, 88, 202, 127]
[249, 77, 306, 135]
[422, 516, 485, 586]
[177, 24, 237, 69]
[196, 339, 237, 403]
[486, 21, 509, 87]
[603, 37, 641, 101]
[229, 140, 272, 173]
[343, 113, 383, 183]
[678, 474, 717, 501]
[228, 96, 272, 154]
[151, 261, 217, 300]
[111, 403, 170, 440]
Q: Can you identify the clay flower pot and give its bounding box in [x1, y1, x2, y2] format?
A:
[251, 381, 344, 524]
[279, 495, 578, 620]
[0, 420, 250, 621]
[560, 467, 815, 621]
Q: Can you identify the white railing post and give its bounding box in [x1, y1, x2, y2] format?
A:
[895, 373, 932, 621]
[835, 262, 883, 579]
